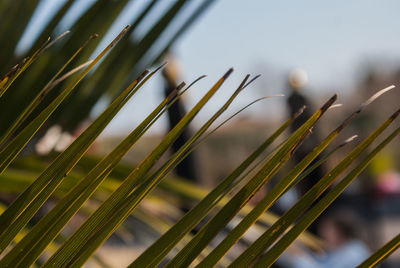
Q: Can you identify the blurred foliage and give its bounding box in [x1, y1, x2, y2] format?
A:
[0, 0, 214, 137]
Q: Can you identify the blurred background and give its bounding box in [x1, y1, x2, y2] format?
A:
[1, 0, 399, 267]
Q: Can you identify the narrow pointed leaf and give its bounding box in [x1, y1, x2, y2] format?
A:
[0, 26, 128, 175]
[0, 34, 97, 147]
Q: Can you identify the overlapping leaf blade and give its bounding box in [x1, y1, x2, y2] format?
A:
[0, 34, 96, 147]
[255, 122, 400, 267]
[62, 74, 255, 266]
[197, 87, 393, 267]
[0, 70, 186, 268]
[43, 68, 233, 267]
[0, 26, 135, 253]
[130, 106, 302, 267]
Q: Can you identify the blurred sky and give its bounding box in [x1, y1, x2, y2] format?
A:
[18, 0, 400, 136]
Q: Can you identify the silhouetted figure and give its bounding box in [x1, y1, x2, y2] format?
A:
[162, 56, 199, 185]
[287, 89, 312, 133]
[285, 69, 326, 234]
[286, 69, 324, 196]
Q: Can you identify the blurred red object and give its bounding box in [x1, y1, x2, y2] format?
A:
[376, 171, 400, 196]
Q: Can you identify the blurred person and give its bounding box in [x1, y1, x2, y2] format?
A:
[277, 209, 370, 268]
[287, 69, 311, 131]
[162, 53, 200, 185]
[286, 69, 325, 196]
[162, 53, 201, 217]
[284, 69, 326, 234]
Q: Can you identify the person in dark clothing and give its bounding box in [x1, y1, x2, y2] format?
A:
[286, 69, 324, 196]
[162, 56, 200, 185]
[285, 69, 326, 235]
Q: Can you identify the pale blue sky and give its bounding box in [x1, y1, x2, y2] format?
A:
[17, 0, 400, 135]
